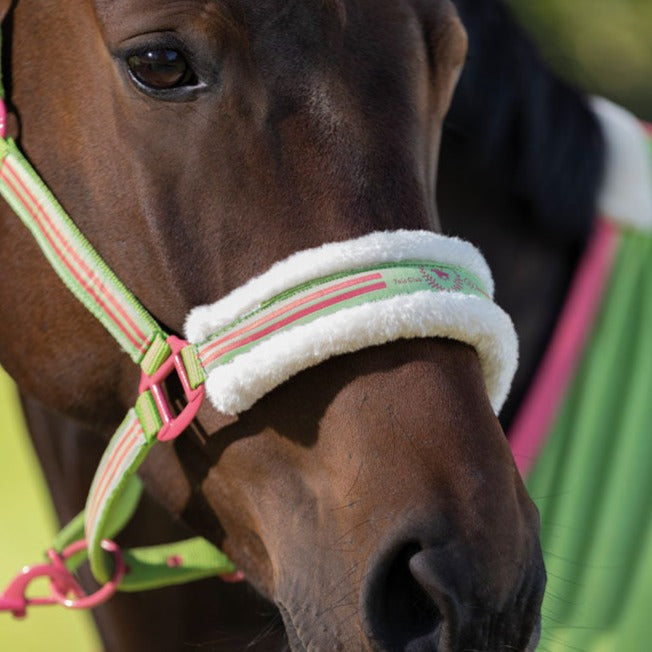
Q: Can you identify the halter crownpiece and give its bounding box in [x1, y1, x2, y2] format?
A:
[0, 84, 517, 615]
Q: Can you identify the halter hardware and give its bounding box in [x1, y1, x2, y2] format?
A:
[138, 335, 205, 442]
[0, 539, 125, 618]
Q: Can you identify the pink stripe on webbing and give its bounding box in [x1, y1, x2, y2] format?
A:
[202, 281, 387, 367]
[86, 423, 140, 529]
[86, 421, 142, 532]
[642, 121, 652, 137]
[200, 272, 383, 360]
[509, 219, 619, 477]
[2, 162, 149, 354]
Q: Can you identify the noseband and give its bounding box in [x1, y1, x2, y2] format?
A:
[0, 92, 517, 616]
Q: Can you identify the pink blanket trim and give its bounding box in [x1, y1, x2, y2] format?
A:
[509, 219, 619, 476]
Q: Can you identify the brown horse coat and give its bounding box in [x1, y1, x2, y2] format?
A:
[0, 1, 544, 649]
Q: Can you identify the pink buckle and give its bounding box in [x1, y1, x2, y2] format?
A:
[138, 335, 205, 442]
[0, 539, 126, 618]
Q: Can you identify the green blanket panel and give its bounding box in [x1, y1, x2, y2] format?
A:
[526, 229, 652, 650]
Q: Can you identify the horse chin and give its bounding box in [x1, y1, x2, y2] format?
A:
[275, 602, 310, 652]
[275, 595, 365, 652]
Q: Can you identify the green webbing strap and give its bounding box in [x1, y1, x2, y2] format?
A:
[81, 409, 234, 585]
[55, 476, 143, 554]
[84, 410, 155, 581]
[0, 138, 166, 365]
[119, 538, 235, 591]
[56, 478, 235, 590]
[0, 129, 236, 590]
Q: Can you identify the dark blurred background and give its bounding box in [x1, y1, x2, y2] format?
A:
[507, 0, 652, 120]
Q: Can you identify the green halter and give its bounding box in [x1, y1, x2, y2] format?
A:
[0, 32, 516, 616]
[0, 125, 505, 614]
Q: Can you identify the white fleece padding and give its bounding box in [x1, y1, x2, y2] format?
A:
[185, 231, 518, 415]
[591, 96, 652, 231]
[185, 230, 494, 341]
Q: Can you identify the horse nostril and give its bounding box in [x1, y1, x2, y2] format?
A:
[364, 541, 544, 651]
[408, 547, 468, 644]
[364, 542, 445, 650]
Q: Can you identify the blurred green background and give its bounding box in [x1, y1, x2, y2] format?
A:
[0, 369, 100, 650]
[0, 2, 650, 651]
[507, 0, 652, 120]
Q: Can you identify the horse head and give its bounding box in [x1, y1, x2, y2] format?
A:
[0, 1, 544, 649]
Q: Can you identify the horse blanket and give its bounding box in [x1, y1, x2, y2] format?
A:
[510, 98, 652, 650]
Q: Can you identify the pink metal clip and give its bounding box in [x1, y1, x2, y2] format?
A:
[0, 98, 6, 139]
[138, 335, 205, 442]
[0, 539, 126, 618]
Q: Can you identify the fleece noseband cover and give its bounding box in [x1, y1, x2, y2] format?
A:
[185, 230, 518, 416]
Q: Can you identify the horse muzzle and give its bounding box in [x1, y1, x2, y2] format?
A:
[359, 509, 546, 651]
[258, 337, 544, 652]
[275, 517, 545, 652]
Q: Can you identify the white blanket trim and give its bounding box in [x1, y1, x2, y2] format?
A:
[591, 96, 652, 231]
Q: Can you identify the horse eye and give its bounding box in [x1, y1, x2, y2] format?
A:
[127, 49, 197, 90]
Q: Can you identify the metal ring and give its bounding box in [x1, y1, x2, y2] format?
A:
[50, 539, 127, 610]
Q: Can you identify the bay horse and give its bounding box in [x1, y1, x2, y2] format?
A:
[0, 1, 544, 650]
[440, 0, 652, 648]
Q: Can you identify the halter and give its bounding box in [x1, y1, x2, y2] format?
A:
[0, 91, 517, 615]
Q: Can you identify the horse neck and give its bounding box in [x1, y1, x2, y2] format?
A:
[438, 0, 606, 428]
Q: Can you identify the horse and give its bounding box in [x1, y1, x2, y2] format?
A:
[440, 0, 652, 648]
[0, 1, 545, 650]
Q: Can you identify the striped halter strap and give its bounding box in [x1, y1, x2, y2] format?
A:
[0, 91, 517, 616]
